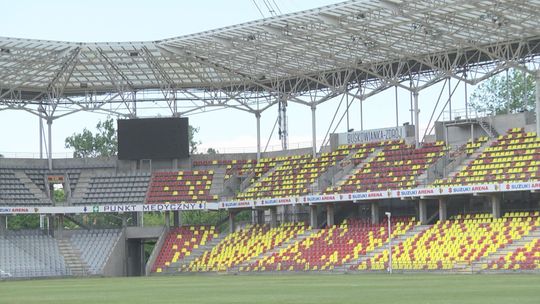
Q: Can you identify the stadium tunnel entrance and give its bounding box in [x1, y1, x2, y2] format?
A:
[125, 226, 162, 276]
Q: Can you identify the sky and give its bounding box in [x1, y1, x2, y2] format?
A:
[0, 0, 472, 158]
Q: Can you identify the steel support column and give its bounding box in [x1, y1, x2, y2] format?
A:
[256, 112, 261, 161]
[39, 114, 43, 159]
[311, 105, 317, 157]
[413, 91, 420, 148]
[47, 118, 53, 170]
[536, 70, 540, 134]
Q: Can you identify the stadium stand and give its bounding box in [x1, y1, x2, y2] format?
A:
[356, 213, 538, 271]
[80, 172, 150, 204]
[186, 223, 306, 272]
[0, 169, 39, 204]
[152, 225, 218, 273]
[24, 169, 81, 194]
[0, 231, 68, 278]
[193, 159, 257, 181]
[465, 136, 489, 155]
[244, 217, 416, 272]
[486, 212, 540, 271]
[434, 128, 540, 186]
[70, 229, 122, 275]
[327, 140, 446, 193]
[237, 145, 358, 200]
[146, 170, 217, 204]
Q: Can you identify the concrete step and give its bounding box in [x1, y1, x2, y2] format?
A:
[330, 148, 383, 190]
[13, 171, 48, 200]
[70, 171, 94, 201]
[58, 238, 90, 276]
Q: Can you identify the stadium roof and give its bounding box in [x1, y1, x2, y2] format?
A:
[1, 0, 540, 117]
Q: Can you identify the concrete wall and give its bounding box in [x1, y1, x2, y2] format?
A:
[144, 226, 168, 276]
[125, 226, 163, 239]
[103, 229, 127, 277]
[435, 112, 536, 146]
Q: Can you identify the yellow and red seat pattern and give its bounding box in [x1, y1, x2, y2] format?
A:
[146, 170, 217, 204]
[193, 159, 257, 181]
[434, 128, 540, 186]
[237, 145, 357, 200]
[244, 218, 416, 272]
[487, 212, 540, 270]
[356, 213, 537, 271]
[186, 222, 306, 272]
[153, 225, 217, 273]
[328, 140, 446, 193]
[465, 136, 489, 155]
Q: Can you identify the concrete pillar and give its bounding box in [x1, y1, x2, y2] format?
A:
[438, 198, 448, 222]
[0, 215, 6, 236]
[257, 209, 265, 225]
[173, 211, 181, 227]
[309, 205, 318, 228]
[536, 70, 540, 134]
[164, 211, 171, 227]
[326, 204, 335, 227]
[270, 207, 278, 228]
[228, 211, 236, 233]
[57, 214, 64, 239]
[491, 195, 501, 219]
[418, 200, 428, 225]
[122, 215, 128, 228]
[371, 202, 379, 225]
[136, 212, 144, 227]
[47, 214, 55, 237]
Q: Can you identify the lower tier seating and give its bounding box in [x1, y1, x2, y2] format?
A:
[355, 213, 538, 271]
[185, 223, 306, 272]
[243, 217, 416, 272]
[153, 225, 218, 273]
[70, 229, 122, 275]
[0, 231, 68, 278]
[486, 212, 540, 270]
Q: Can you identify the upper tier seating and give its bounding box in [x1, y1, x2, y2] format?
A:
[81, 173, 150, 205]
[146, 170, 217, 204]
[153, 225, 218, 273]
[0, 169, 39, 205]
[465, 136, 489, 155]
[24, 169, 80, 193]
[327, 140, 446, 193]
[237, 145, 358, 200]
[356, 213, 537, 271]
[434, 128, 540, 186]
[186, 223, 306, 272]
[486, 211, 540, 270]
[70, 229, 122, 275]
[0, 231, 68, 278]
[244, 217, 416, 272]
[193, 159, 257, 181]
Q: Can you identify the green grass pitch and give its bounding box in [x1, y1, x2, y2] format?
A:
[1, 274, 539, 304]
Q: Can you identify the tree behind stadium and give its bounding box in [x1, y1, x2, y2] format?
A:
[470, 70, 535, 115]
